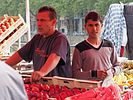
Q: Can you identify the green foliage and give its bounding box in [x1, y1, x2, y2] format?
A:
[0, 0, 133, 20]
[29, 0, 46, 16]
[0, 0, 25, 17]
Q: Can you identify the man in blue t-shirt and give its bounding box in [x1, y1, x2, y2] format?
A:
[5, 6, 72, 82]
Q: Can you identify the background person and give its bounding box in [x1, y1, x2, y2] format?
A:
[72, 11, 122, 80]
[5, 6, 72, 82]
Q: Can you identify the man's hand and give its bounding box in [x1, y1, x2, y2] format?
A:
[97, 70, 107, 80]
[30, 71, 44, 82]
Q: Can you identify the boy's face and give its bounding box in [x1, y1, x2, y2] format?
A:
[84, 19, 102, 38]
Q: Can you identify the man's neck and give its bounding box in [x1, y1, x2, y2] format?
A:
[87, 38, 101, 45]
[44, 29, 56, 37]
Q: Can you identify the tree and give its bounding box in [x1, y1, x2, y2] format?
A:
[0, 0, 133, 34]
[0, 0, 25, 17]
[95, 0, 133, 15]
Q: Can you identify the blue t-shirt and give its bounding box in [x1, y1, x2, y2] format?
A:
[18, 30, 72, 77]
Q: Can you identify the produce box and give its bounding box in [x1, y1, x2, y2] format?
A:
[22, 74, 53, 85]
[40, 77, 53, 85]
[52, 76, 102, 89]
[0, 14, 28, 54]
[23, 76, 103, 100]
[53, 76, 77, 89]
[122, 60, 133, 69]
[75, 79, 102, 89]
[22, 75, 102, 89]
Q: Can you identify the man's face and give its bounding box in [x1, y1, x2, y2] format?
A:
[36, 11, 56, 36]
[84, 20, 102, 38]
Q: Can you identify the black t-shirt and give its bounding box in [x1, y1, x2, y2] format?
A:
[18, 30, 72, 77]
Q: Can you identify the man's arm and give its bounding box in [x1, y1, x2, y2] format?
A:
[5, 52, 23, 68]
[31, 53, 61, 81]
[40, 53, 61, 75]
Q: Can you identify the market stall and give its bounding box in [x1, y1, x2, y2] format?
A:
[22, 57, 133, 100]
[22, 72, 133, 100]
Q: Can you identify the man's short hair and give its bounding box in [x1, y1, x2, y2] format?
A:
[85, 11, 103, 24]
[38, 6, 57, 20]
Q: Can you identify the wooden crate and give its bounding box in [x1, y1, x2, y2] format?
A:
[22, 74, 53, 85]
[75, 79, 102, 89]
[53, 76, 77, 89]
[40, 77, 53, 85]
[0, 14, 28, 54]
[22, 75, 102, 90]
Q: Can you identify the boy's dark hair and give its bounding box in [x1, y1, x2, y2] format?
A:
[85, 11, 103, 24]
[38, 6, 57, 20]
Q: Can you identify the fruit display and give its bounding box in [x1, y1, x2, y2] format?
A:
[65, 85, 122, 100]
[23, 78, 87, 100]
[0, 14, 28, 55]
[112, 58, 133, 87]
[113, 72, 133, 88]
[113, 72, 128, 86]
[66, 85, 133, 100]
[24, 83, 88, 100]
[121, 60, 133, 69]
[22, 75, 133, 100]
[22, 76, 103, 100]
[24, 82, 133, 100]
[122, 90, 133, 100]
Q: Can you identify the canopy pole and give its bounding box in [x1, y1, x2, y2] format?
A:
[26, 0, 31, 41]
